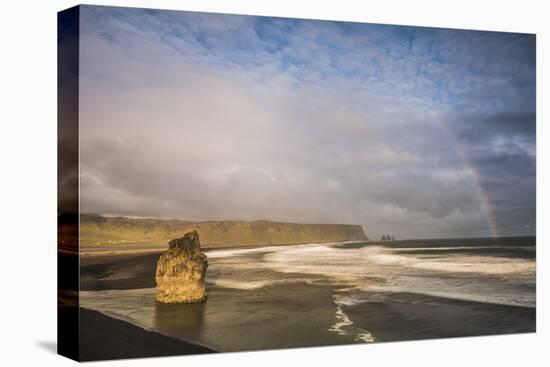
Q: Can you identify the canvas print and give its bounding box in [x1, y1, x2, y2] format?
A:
[58, 5, 536, 362]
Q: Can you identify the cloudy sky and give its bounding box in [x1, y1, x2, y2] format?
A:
[78, 5, 536, 239]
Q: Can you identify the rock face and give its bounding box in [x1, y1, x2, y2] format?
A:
[80, 214, 368, 247]
[155, 230, 208, 303]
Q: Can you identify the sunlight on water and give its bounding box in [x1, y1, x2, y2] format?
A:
[206, 240, 535, 308]
[80, 238, 535, 350]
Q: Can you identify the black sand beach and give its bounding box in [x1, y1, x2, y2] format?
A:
[343, 292, 535, 342]
[76, 239, 536, 356]
[59, 250, 216, 361]
[79, 252, 361, 352]
[80, 252, 160, 291]
[59, 306, 215, 361]
[78, 308, 215, 361]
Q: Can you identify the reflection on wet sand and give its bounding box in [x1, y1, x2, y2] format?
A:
[154, 302, 207, 344]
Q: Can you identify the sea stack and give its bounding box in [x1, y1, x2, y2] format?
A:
[155, 230, 208, 303]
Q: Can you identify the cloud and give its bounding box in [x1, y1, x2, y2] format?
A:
[76, 5, 536, 239]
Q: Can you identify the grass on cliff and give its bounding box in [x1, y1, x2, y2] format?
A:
[78, 214, 368, 248]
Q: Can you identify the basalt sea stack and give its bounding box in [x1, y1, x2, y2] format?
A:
[155, 230, 208, 303]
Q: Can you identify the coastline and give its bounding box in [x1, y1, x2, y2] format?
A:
[66, 235, 536, 257]
[63, 307, 216, 361]
[77, 287, 536, 355]
[73, 238, 535, 356]
[342, 291, 535, 342]
[73, 239, 368, 257]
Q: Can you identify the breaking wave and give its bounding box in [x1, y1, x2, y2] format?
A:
[206, 240, 535, 308]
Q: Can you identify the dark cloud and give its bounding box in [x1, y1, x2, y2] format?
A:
[76, 6, 536, 239]
[454, 112, 535, 144]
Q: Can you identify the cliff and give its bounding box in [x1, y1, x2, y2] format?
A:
[80, 213, 368, 248]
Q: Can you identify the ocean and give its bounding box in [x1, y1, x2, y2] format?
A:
[79, 237, 536, 352]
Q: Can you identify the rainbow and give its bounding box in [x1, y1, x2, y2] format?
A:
[450, 132, 499, 238]
[467, 165, 499, 238]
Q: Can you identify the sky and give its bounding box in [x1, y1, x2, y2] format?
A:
[77, 5, 536, 239]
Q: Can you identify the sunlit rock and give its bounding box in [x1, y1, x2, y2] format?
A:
[155, 230, 208, 303]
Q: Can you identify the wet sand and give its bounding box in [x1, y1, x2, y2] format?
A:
[82, 283, 365, 353]
[79, 251, 363, 352]
[343, 292, 535, 342]
[80, 252, 160, 291]
[79, 252, 365, 352]
[76, 246, 535, 357]
[60, 307, 215, 361]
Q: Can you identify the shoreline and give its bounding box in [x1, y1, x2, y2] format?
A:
[73, 237, 535, 357]
[58, 306, 218, 362]
[78, 287, 536, 355]
[70, 307, 216, 361]
[71, 239, 368, 257]
[63, 235, 536, 257]
[343, 291, 536, 342]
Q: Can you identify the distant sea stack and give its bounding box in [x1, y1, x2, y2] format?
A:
[155, 230, 208, 303]
[80, 214, 369, 247]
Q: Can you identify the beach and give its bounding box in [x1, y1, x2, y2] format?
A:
[62, 307, 215, 361]
[74, 237, 535, 356]
[343, 292, 534, 342]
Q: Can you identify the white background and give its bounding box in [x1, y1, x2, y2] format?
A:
[0, 0, 547, 365]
